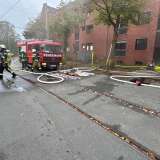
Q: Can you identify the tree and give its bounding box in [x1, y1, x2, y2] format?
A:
[58, 0, 65, 8]
[23, 18, 46, 39]
[49, 0, 86, 52]
[23, 0, 87, 52]
[0, 21, 17, 52]
[92, 0, 148, 67]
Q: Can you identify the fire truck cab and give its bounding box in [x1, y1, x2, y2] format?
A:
[17, 40, 63, 70]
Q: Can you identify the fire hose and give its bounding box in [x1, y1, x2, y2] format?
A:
[13, 67, 95, 84]
[37, 74, 64, 84]
[1, 69, 65, 84]
[110, 75, 160, 89]
[1, 66, 160, 88]
[9, 67, 95, 84]
[19, 69, 64, 84]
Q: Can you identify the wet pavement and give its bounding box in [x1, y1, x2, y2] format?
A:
[0, 61, 160, 159]
[44, 75, 160, 155]
[0, 73, 34, 93]
[0, 88, 147, 160]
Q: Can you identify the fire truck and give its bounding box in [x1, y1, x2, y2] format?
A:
[17, 40, 63, 70]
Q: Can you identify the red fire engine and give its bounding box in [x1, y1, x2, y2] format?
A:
[17, 40, 63, 70]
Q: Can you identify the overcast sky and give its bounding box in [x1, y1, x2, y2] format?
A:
[0, 0, 61, 35]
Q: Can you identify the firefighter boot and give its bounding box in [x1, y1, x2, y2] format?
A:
[12, 72, 16, 79]
[0, 66, 4, 80]
[0, 75, 3, 80]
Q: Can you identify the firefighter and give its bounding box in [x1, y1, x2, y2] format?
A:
[147, 61, 155, 71]
[32, 49, 42, 71]
[0, 50, 4, 79]
[6, 50, 12, 66]
[21, 49, 28, 70]
[0, 45, 16, 79]
[18, 48, 22, 62]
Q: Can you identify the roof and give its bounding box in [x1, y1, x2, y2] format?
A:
[17, 40, 63, 47]
[27, 40, 62, 46]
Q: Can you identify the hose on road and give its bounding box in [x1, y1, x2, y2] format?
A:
[37, 74, 64, 84]
[1, 68, 65, 84]
[8, 67, 95, 84]
[110, 75, 160, 89]
[16, 67, 95, 84]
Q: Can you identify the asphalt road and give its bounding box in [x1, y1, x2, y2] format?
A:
[0, 66, 160, 160]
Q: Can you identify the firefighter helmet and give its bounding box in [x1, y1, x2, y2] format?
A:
[0, 44, 6, 49]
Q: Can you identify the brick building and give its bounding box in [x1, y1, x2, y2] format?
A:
[67, 0, 160, 65]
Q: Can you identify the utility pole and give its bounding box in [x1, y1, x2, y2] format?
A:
[7, 23, 10, 50]
[45, 0, 49, 39]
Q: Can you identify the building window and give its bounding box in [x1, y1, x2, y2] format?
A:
[118, 20, 128, 34]
[86, 43, 94, 51]
[115, 42, 127, 50]
[75, 31, 79, 41]
[66, 47, 70, 52]
[137, 11, 151, 25]
[82, 44, 86, 49]
[82, 43, 93, 51]
[114, 41, 127, 56]
[86, 25, 94, 33]
[82, 26, 85, 31]
[118, 27, 128, 34]
[74, 41, 79, 52]
[135, 38, 147, 50]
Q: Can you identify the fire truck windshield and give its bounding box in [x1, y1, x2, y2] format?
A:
[32, 45, 62, 53]
[45, 45, 62, 53]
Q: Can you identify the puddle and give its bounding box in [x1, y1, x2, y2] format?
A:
[0, 74, 33, 93]
[84, 77, 118, 93]
[12, 86, 26, 92]
[0, 81, 26, 93]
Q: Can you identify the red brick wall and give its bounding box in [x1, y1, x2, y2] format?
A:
[79, 24, 113, 59]
[67, 13, 113, 61]
[67, 0, 160, 65]
[114, 0, 160, 65]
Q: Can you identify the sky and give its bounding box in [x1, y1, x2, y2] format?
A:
[0, 0, 61, 36]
